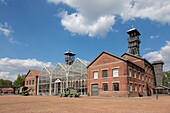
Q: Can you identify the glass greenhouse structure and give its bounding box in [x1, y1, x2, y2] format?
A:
[38, 58, 90, 96]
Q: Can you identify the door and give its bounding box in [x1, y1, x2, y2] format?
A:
[91, 84, 98, 96]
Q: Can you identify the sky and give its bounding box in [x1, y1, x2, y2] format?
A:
[0, 0, 170, 81]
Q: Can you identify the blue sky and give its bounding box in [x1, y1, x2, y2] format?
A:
[0, 0, 170, 81]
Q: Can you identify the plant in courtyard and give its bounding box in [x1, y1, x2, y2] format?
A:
[162, 71, 170, 87]
[13, 74, 25, 86]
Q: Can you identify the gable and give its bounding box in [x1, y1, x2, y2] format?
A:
[26, 70, 40, 78]
[40, 68, 51, 77]
[122, 53, 144, 68]
[69, 58, 88, 74]
[89, 51, 126, 67]
[52, 64, 67, 75]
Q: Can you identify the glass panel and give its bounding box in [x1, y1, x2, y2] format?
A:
[102, 70, 108, 78]
[102, 83, 108, 91]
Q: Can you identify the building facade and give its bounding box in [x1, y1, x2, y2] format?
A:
[25, 70, 40, 95]
[87, 28, 155, 97]
[38, 51, 90, 96]
[152, 60, 164, 86]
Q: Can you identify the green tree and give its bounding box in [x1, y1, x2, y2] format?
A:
[13, 74, 25, 86]
[0, 79, 12, 86]
[162, 71, 170, 87]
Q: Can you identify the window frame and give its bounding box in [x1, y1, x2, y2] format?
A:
[134, 70, 136, 78]
[113, 68, 119, 77]
[102, 70, 108, 78]
[29, 80, 31, 85]
[93, 71, 98, 79]
[129, 68, 132, 77]
[102, 83, 108, 91]
[32, 80, 34, 85]
[113, 83, 119, 91]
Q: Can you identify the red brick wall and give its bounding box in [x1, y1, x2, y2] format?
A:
[25, 72, 38, 95]
[122, 53, 155, 95]
[88, 52, 154, 97]
[88, 53, 129, 97]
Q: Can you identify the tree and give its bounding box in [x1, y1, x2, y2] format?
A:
[162, 71, 170, 87]
[13, 74, 25, 86]
[0, 79, 12, 86]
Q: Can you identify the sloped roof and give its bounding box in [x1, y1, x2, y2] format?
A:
[45, 67, 53, 74]
[59, 63, 70, 71]
[87, 51, 127, 68]
[87, 51, 145, 70]
[31, 70, 40, 76]
[77, 58, 90, 67]
[121, 52, 143, 60]
[25, 69, 40, 78]
[152, 60, 164, 65]
[122, 52, 154, 68]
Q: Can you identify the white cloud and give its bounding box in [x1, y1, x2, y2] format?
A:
[150, 35, 159, 39]
[0, 57, 53, 81]
[0, 22, 18, 43]
[122, 0, 170, 24]
[48, 0, 130, 37]
[143, 41, 170, 71]
[0, 22, 12, 37]
[48, 0, 170, 37]
[0, 72, 17, 82]
[0, 0, 8, 5]
[61, 11, 115, 37]
[143, 48, 151, 51]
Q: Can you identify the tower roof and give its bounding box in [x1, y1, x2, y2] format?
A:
[152, 60, 164, 65]
[127, 27, 141, 36]
[64, 50, 76, 56]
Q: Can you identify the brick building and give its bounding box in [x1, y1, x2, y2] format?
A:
[25, 70, 40, 95]
[87, 28, 155, 97]
[152, 60, 164, 86]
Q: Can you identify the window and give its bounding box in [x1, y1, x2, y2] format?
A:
[139, 85, 141, 92]
[134, 70, 136, 78]
[102, 83, 108, 91]
[26, 81, 28, 85]
[102, 70, 108, 78]
[138, 72, 140, 79]
[32, 80, 34, 85]
[135, 84, 137, 91]
[130, 83, 133, 91]
[113, 68, 119, 77]
[29, 80, 31, 85]
[113, 83, 119, 91]
[93, 71, 98, 79]
[143, 85, 145, 91]
[129, 68, 132, 77]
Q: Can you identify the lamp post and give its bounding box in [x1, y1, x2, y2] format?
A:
[168, 82, 170, 95]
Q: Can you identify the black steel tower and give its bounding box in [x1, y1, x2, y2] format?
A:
[127, 27, 141, 56]
[64, 50, 76, 65]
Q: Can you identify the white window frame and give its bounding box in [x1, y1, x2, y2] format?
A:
[134, 70, 136, 78]
[130, 83, 133, 91]
[129, 68, 132, 77]
[135, 83, 137, 91]
[113, 68, 119, 77]
[93, 71, 98, 79]
[138, 72, 140, 79]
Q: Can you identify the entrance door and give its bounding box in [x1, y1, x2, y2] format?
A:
[91, 84, 98, 96]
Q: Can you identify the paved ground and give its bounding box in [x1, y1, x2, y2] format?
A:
[0, 95, 170, 113]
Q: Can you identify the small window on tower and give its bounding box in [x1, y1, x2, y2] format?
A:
[134, 32, 136, 36]
[132, 49, 135, 55]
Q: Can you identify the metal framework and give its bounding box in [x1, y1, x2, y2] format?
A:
[38, 58, 90, 96]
